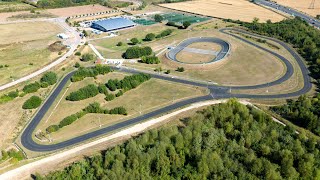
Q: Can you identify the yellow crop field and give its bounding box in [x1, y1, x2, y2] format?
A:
[160, 0, 285, 22]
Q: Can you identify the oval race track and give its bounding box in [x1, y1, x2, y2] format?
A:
[20, 28, 312, 152]
[166, 37, 230, 64]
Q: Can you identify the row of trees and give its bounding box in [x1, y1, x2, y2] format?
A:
[123, 46, 153, 59]
[46, 102, 127, 133]
[272, 94, 320, 135]
[36, 0, 101, 8]
[71, 65, 113, 82]
[106, 73, 151, 91]
[38, 99, 320, 179]
[66, 84, 99, 101]
[23, 71, 57, 94]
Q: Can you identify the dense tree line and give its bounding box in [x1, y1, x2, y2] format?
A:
[66, 84, 99, 101]
[123, 46, 153, 59]
[71, 65, 113, 82]
[46, 102, 127, 133]
[272, 94, 320, 136]
[37, 99, 320, 179]
[140, 56, 160, 64]
[106, 73, 151, 91]
[22, 96, 42, 109]
[240, 17, 320, 88]
[36, 0, 102, 8]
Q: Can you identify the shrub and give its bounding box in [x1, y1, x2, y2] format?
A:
[154, 14, 163, 22]
[66, 84, 99, 101]
[59, 114, 78, 128]
[22, 96, 42, 109]
[98, 84, 108, 94]
[40, 72, 57, 86]
[117, 42, 123, 46]
[144, 33, 156, 41]
[105, 94, 115, 101]
[115, 90, 123, 97]
[40, 82, 49, 88]
[74, 62, 80, 68]
[7, 90, 19, 98]
[156, 29, 174, 38]
[123, 46, 153, 59]
[176, 67, 185, 72]
[75, 52, 81, 56]
[165, 70, 171, 74]
[23, 82, 41, 94]
[130, 38, 139, 45]
[46, 125, 60, 133]
[110, 107, 127, 115]
[81, 53, 95, 62]
[183, 21, 191, 29]
[140, 56, 160, 64]
[71, 66, 112, 82]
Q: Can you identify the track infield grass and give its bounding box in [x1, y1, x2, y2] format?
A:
[33, 72, 208, 145]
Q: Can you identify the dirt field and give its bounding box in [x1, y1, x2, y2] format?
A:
[176, 51, 216, 64]
[159, 0, 285, 22]
[35, 72, 207, 143]
[187, 42, 222, 51]
[47, 4, 112, 17]
[274, 0, 320, 17]
[0, 21, 63, 85]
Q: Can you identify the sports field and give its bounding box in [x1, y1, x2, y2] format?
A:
[133, 19, 157, 25]
[159, 0, 285, 22]
[162, 13, 210, 24]
[274, 0, 320, 17]
[0, 21, 63, 85]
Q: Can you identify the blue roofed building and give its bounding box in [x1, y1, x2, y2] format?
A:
[91, 17, 136, 32]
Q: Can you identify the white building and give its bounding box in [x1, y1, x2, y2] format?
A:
[57, 33, 69, 39]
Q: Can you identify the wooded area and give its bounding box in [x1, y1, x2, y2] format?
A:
[36, 100, 320, 179]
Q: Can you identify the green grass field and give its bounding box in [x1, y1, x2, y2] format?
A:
[162, 13, 210, 24]
[133, 18, 157, 26]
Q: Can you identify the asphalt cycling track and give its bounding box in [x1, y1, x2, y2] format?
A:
[20, 28, 312, 152]
[166, 37, 230, 64]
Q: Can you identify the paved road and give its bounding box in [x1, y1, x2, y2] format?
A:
[20, 28, 312, 152]
[0, 18, 82, 91]
[255, 0, 320, 29]
[166, 37, 230, 64]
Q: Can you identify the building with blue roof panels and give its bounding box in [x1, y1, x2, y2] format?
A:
[91, 17, 136, 32]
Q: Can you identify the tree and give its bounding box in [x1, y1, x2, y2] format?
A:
[144, 33, 156, 41]
[40, 72, 57, 85]
[74, 62, 80, 68]
[82, 30, 88, 37]
[154, 14, 164, 22]
[176, 67, 185, 72]
[81, 53, 95, 62]
[183, 21, 191, 29]
[117, 42, 123, 46]
[130, 38, 139, 45]
[22, 96, 42, 109]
